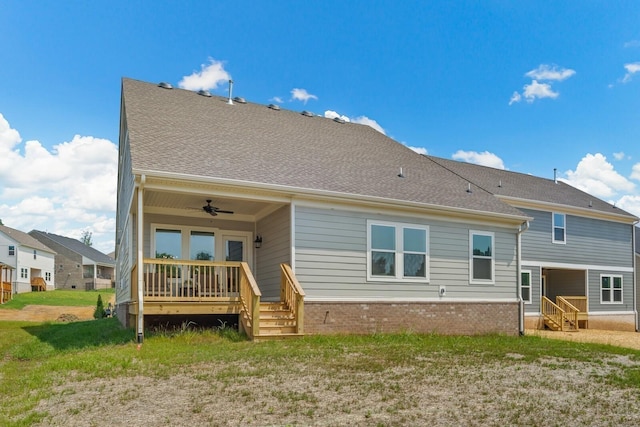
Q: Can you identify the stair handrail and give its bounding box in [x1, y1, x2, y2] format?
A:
[541, 296, 566, 331]
[280, 264, 305, 334]
[556, 296, 580, 330]
[239, 262, 261, 339]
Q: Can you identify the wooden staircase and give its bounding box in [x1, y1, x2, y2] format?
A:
[254, 302, 304, 340]
[30, 277, 46, 292]
[541, 296, 579, 332]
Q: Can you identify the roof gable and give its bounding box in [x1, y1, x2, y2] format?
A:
[121, 78, 526, 221]
[29, 230, 115, 265]
[0, 225, 55, 253]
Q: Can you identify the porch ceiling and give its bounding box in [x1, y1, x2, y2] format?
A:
[143, 190, 281, 220]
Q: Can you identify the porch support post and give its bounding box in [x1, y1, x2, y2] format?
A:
[517, 221, 530, 336]
[136, 175, 146, 343]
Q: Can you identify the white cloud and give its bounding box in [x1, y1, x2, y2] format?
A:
[407, 146, 427, 155]
[452, 150, 505, 169]
[522, 80, 559, 102]
[0, 114, 117, 253]
[508, 91, 522, 105]
[290, 88, 318, 104]
[352, 116, 385, 134]
[631, 163, 640, 181]
[270, 96, 284, 104]
[510, 64, 574, 105]
[562, 153, 635, 198]
[324, 110, 351, 122]
[178, 58, 231, 91]
[525, 64, 576, 81]
[622, 62, 640, 84]
[616, 194, 640, 218]
[613, 152, 626, 161]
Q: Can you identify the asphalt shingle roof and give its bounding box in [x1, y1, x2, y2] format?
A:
[122, 78, 526, 220]
[0, 225, 55, 253]
[427, 156, 638, 220]
[29, 231, 115, 265]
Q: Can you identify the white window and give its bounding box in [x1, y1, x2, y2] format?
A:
[367, 220, 429, 282]
[190, 231, 215, 260]
[154, 229, 182, 259]
[45, 272, 51, 281]
[8, 245, 15, 256]
[20, 268, 28, 279]
[601, 275, 623, 304]
[552, 213, 566, 244]
[521, 270, 531, 303]
[470, 231, 494, 284]
[33, 249, 37, 260]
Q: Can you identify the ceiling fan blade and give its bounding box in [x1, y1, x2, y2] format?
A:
[207, 210, 218, 216]
[215, 209, 234, 214]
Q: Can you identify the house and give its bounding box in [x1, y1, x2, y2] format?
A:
[427, 156, 639, 331]
[0, 225, 55, 293]
[636, 226, 640, 329]
[29, 230, 115, 290]
[1, 262, 13, 303]
[115, 78, 532, 341]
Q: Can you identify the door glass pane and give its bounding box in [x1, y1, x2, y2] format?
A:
[226, 240, 244, 261]
[403, 228, 426, 252]
[190, 231, 215, 260]
[371, 225, 395, 250]
[155, 229, 181, 259]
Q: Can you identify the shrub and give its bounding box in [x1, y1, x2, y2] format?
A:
[93, 294, 106, 319]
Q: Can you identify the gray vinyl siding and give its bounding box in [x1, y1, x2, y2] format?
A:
[256, 206, 291, 300]
[588, 269, 634, 312]
[115, 127, 135, 304]
[523, 265, 541, 313]
[521, 208, 634, 268]
[294, 206, 518, 300]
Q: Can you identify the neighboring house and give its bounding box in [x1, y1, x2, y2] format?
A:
[29, 230, 115, 290]
[0, 225, 55, 293]
[636, 226, 640, 330]
[116, 78, 532, 341]
[427, 157, 639, 331]
[1, 262, 14, 303]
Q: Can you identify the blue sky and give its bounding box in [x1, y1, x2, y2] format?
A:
[1, 1, 639, 253]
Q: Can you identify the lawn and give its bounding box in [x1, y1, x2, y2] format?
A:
[1, 319, 640, 427]
[0, 289, 114, 310]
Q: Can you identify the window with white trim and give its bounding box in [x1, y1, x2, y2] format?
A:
[20, 268, 28, 279]
[45, 272, 51, 281]
[367, 221, 429, 281]
[552, 213, 566, 244]
[601, 275, 623, 304]
[470, 231, 494, 284]
[521, 270, 531, 303]
[8, 245, 15, 256]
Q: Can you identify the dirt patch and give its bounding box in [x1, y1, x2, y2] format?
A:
[0, 305, 94, 322]
[527, 328, 640, 350]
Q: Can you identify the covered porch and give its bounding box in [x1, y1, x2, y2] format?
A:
[126, 182, 304, 340]
[540, 268, 588, 331]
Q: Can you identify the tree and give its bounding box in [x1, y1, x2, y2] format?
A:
[81, 230, 93, 247]
[93, 294, 106, 319]
[0, 218, 3, 225]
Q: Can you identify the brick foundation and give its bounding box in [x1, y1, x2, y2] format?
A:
[304, 301, 519, 336]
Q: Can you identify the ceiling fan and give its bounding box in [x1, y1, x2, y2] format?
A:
[201, 199, 234, 216]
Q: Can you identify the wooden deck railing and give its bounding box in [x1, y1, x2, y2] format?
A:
[239, 262, 261, 338]
[1, 282, 11, 304]
[30, 277, 46, 292]
[280, 264, 305, 334]
[542, 296, 578, 331]
[142, 258, 244, 301]
[558, 296, 588, 328]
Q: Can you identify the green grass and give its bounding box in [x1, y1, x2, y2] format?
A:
[0, 289, 114, 310]
[1, 323, 640, 426]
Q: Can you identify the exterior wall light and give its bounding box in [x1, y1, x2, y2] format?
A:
[254, 235, 263, 249]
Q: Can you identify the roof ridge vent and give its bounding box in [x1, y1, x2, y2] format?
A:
[301, 110, 313, 117]
[197, 89, 211, 97]
[268, 104, 281, 111]
[233, 96, 246, 104]
[333, 117, 346, 124]
[158, 82, 173, 89]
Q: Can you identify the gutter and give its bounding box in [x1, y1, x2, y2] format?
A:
[517, 220, 530, 336]
[136, 174, 146, 343]
[634, 221, 639, 332]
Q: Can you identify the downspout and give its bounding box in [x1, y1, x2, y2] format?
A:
[517, 221, 530, 336]
[633, 221, 638, 332]
[136, 175, 146, 343]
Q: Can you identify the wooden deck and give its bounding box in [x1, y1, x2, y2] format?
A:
[542, 295, 588, 331]
[130, 259, 305, 340]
